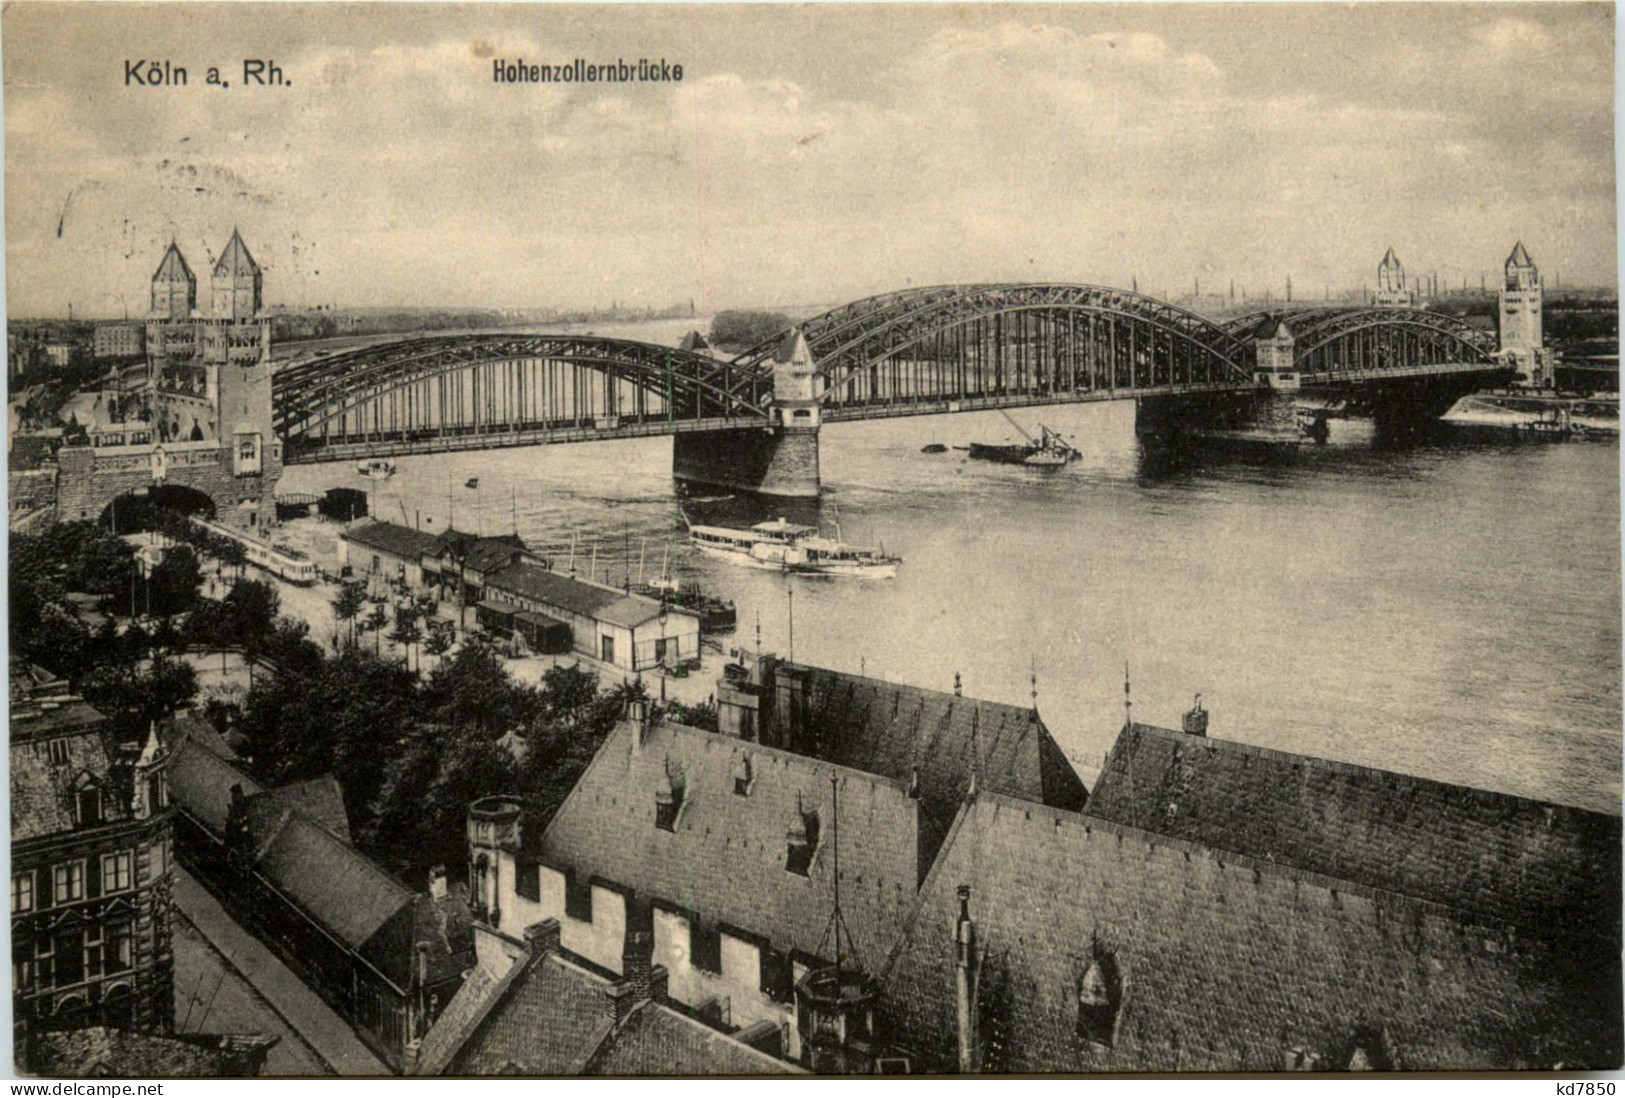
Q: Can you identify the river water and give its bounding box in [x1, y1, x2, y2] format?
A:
[279, 320, 1622, 813]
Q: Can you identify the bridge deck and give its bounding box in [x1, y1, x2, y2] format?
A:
[284, 414, 768, 464]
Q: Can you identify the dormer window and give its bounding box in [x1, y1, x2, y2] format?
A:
[655, 762, 684, 832]
[785, 804, 820, 876]
[74, 783, 103, 828]
[1076, 947, 1123, 1048]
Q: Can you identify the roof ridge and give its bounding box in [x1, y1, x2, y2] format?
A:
[988, 788, 1610, 939]
[1125, 724, 1617, 819]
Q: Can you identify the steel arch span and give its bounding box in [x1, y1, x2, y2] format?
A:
[729, 283, 1257, 417]
[1225, 306, 1500, 381]
[273, 333, 774, 463]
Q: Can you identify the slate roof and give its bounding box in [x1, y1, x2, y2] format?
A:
[1085, 723, 1622, 941]
[341, 520, 445, 562]
[168, 739, 263, 835]
[539, 717, 923, 971]
[165, 740, 470, 993]
[162, 710, 239, 762]
[251, 808, 415, 954]
[212, 229, 260, 279]
[586, 1002, 796, 1075]
[1252, 316, 1292, 341]
[153, 243, 195, 284]
[594, 593, 692, 630]
[26, 1026, 272, 1078]
[879, 791, 1623, 1073]
[764, 661, 1087, 881]
[486, 563, 625, 618]
[412, 937, 528, 1076]
[246, 774, 351, 843]
[446, 943, 798, 1076]
[451, 952, 616, 1075]
[10, 705, 125, 843]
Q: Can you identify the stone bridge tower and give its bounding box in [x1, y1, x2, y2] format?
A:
[1499, 241, 1549, 387]
[55, 232, 280, 530]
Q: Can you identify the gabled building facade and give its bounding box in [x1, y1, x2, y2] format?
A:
[10, 675, 175, 1041]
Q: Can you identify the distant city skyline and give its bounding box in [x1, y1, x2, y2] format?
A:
[4, 3, 1616, 318]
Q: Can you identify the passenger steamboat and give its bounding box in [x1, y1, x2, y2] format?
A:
[687, 518, 901, 578]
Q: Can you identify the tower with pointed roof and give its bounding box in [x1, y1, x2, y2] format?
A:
[150, 243, 196, 320]
[1499, 241, 1548, 386]
[1374, 247, 1413, 307]
[210, 229, 263, 323]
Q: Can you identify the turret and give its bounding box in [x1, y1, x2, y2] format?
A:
[211, 229, 263, 322]
[1499, 241, 1547, 386]
[150, 243, 196, 320]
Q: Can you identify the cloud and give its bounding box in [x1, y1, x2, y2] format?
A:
[2, 7, 1615, 316]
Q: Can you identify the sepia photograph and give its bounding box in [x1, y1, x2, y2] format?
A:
[3, 0, 1620, 1080]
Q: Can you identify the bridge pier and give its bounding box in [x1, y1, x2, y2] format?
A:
[1133, 391, 1267, 443]
[673, 424, 821, 499]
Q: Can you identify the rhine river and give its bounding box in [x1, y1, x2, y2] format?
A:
[280, 320, 1622, 814]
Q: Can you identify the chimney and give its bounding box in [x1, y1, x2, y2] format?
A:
[524, 919, 561, 960]
[647, 963, 668, 1003]
[628, 694, 650, 754]
[1182, 694, 1209, 737]
[427, 865, 448, 901]
[604, 981, 639, 1026]
[622, 899, 655, 1001]
[955, 885, 980, 1073]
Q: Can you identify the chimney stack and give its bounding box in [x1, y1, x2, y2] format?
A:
[629, 694, 651, 754]
[955, 885, 980, 1073]
[428, 865, 448, 901]
[524, 919, 561, 960]
[605, 981, 639, 1027]
[622, 899, 655, 1001]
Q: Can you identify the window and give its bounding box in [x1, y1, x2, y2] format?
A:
[47, 739, 70, 765]
[84, 925, 105, 981]
[76, 788, 103, 827]
[785, 809, 820, 877]
[690, 921, 723, 975]
[147, 839, 168, 884]
[1076, 949, 1123, 1048]
[759, 946, 793, 1003]
[601, 635, 616, 664]
[54, 862, 84, 904]
[35, 937, 55, 991]
[12, 871, 34, 914]
[101, 853, 132, 895]
[107, 923, 133, 974]
[564, 873, 593, 922]
[54, 931, 84, 987]
[13, 937, 34, 994]
[732, 755, 753, 797]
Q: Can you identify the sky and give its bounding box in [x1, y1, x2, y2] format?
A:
[3, 2, 1616, 317]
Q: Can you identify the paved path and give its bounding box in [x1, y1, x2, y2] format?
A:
[171, 865, 392, 1076]
[172, 914, 329, 1076]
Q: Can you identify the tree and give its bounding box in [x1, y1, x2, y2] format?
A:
[390, 604, 423, 672]
[363, 604, 390, 655]
[222, 580, 280, 647]
[331, 582, 367, 651]
[215, 539, 248, 585]
[146, 545, 202, 619]
[422, 621, 455, 669]
[81, 651, 198, 742]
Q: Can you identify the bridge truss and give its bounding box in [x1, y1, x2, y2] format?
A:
[274, 334, 773, 463]
[732, 284, 1256, 418]
[1225, 307, 1500, 381]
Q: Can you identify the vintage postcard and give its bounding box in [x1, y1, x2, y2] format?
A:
[4, 0, 1620, 1080]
